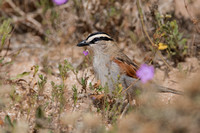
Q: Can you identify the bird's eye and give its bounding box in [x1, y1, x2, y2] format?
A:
[90, 38, 98, 44]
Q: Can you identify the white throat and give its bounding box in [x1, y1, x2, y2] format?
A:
[93, 52, 110, 86]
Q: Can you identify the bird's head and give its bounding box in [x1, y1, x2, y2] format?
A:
[77, 32, 116, 54]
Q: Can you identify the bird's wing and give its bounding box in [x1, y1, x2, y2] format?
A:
[111, 52, 184, 95]
[111, 53, 139, 79]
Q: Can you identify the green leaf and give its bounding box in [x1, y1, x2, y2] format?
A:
[11, 72, 30, 80]
[72, 85, 78, 105]
[36, 106, 45, 119]
[5, 115, 13, 127]
[179, 38, 187, 45]
[109, 7, 117, 17]
[1, 34, 6, 48]
[0, 58, 4, 63]
[170, 21, 175, 28]
[33, 65, 39, 75]
[182, 49, 187, 55]
[177, 33, 183, 41]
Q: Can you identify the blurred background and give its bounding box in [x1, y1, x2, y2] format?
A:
[0, 0, 200, 132]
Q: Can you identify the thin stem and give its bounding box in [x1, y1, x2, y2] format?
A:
[136, 0, 156, 47]
[122, 79, 139, 94]
[136, 0, 172, 70]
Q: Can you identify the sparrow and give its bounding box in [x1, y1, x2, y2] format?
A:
[77, 32, 182, 100]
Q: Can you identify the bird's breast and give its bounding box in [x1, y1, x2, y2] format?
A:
[93, 54, 109, 85]
[93, 54, 121, 89]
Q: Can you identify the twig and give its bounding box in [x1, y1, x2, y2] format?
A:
[122, 79, 139, 94]
[136, 0, 156, 47]
[6, 0, 45, 35]
[190, 34, 195, 56]
[6, 0, 25, 16]
[184, 0, 200, 33]
[119, 103, 129, 119]
[184, 0, 193, 19]
[157, 52, 172, 70]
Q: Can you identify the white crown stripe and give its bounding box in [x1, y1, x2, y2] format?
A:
[86, 34, 111, 43]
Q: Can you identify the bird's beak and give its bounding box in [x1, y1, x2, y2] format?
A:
[77, 40, 89, 47]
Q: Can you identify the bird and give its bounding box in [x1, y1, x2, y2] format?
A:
[77, 32, 182, 101]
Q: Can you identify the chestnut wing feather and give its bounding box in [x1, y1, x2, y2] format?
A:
[112, 55, 139, 79]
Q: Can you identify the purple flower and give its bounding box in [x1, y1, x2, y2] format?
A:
[52, 0, 68, 5]
[91, 96, 96, 100]
[83, 50, 89, 56]
[136, 64, 154, 83]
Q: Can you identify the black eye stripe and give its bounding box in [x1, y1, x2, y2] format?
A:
[89, 37, 113, 44]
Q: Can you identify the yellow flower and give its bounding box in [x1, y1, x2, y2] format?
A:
[158, 43, 168, 50]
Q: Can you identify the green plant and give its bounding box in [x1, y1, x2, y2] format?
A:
[0, 18, 12, 68]
[91, 79, 126, 124]
[4, 115, 14, 127]
[72, 85, 78, 106]
[10, 72, 30, 80]
[80, 76, 89, 93]
[153, 13, 188, 63]
[51, 81, 65, 113]
[38, 74, 47, 95]
[0, 19, 12, 52]
[58, 60, 73, 82]
[50, 60, 73, 112]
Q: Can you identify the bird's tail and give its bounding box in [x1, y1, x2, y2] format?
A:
[155, 85, 183, 95]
